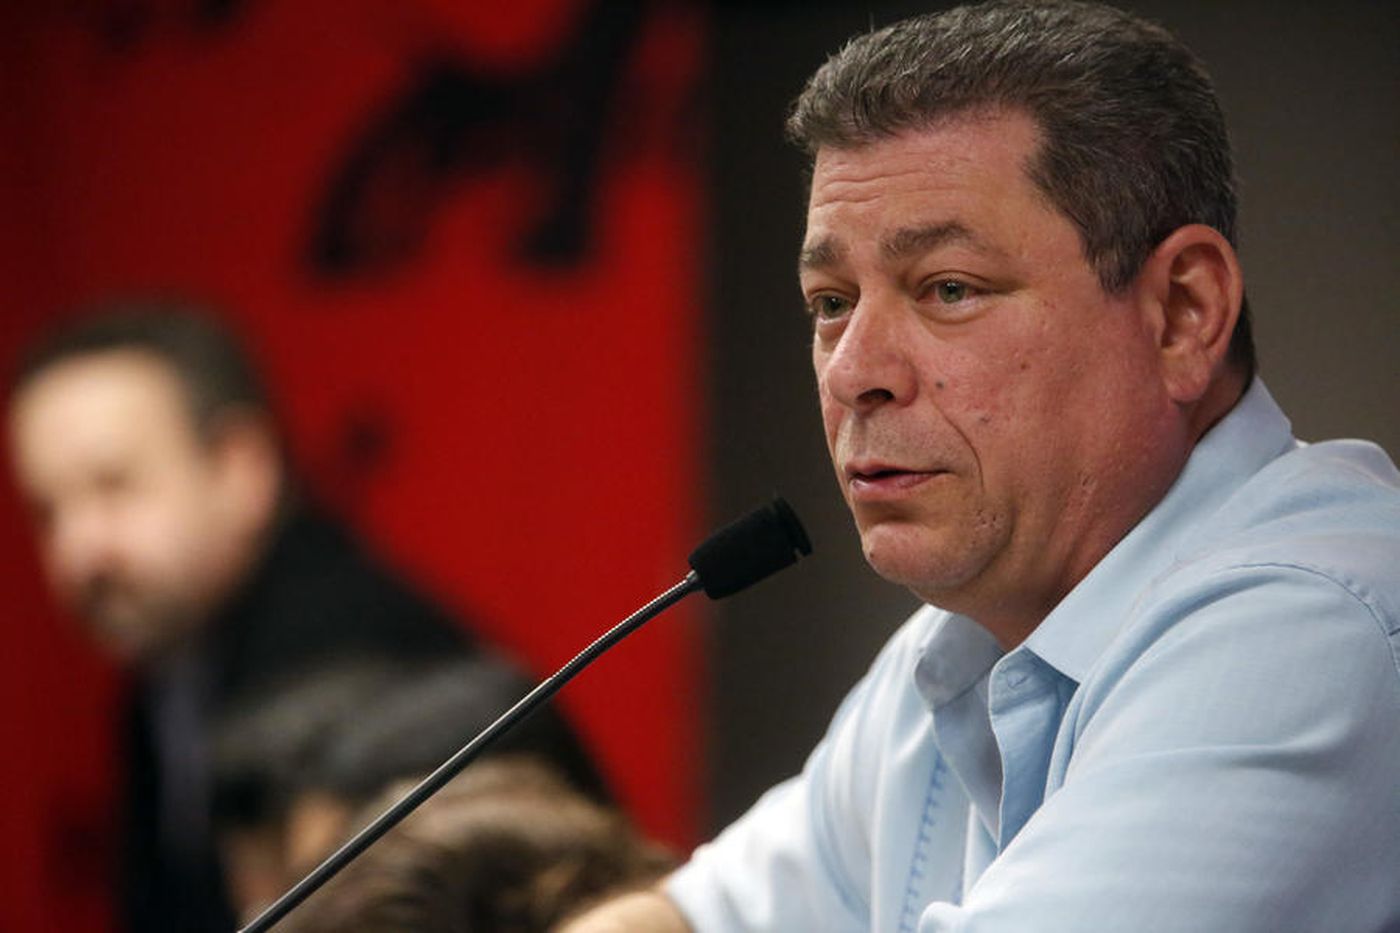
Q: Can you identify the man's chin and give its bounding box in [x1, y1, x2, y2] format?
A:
[89, 622, 157, 664]
[83, 604, 170, 664]
[859, 522, 987, 598]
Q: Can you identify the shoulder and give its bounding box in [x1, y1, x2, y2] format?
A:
[263, 511, 464, 635]
[1081, 440, 1400, 730]
[1170, 438, 1400, 637]
[214, 510, 472, 698]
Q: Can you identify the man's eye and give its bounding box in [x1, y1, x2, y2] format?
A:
[934, 280, 969, 303]
[807, 294, 853, 319]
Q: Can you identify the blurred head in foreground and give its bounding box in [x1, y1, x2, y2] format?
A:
[213, 655, 612, 920]
[211, 658, 406, 916]
[279, 758, 674, 933]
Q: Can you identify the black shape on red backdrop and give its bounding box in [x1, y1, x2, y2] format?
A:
[309, 0, 648, 277]
[81, 0, 254, 50]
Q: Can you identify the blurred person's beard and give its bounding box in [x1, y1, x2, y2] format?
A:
[78, 572, 202, 664]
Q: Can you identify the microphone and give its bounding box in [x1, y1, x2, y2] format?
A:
[688, 496, 811, 598]
[239, 497, 811, 933]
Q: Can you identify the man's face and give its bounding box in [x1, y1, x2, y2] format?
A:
[8, 350, 252, 662]
[803, 111, 1180, 639]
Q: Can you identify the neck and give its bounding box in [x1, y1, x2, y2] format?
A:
[1187, 367, 1248, 445]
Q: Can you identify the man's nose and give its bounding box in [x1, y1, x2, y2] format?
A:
[819, 294, 918, 412]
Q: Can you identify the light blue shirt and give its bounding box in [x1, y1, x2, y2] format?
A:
[668, 381, 1400, 932]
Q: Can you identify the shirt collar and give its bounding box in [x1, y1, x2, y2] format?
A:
[915, 608, 1003, 708]
[1022, 378, 1295, 684]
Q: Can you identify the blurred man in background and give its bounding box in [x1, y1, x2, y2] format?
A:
[5, 300, 600, 931]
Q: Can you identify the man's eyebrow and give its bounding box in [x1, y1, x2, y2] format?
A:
[799, 221, 994, 275]
[880, 221, 987, 261]
[798, 237, 843, 273]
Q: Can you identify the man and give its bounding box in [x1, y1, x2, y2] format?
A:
[566, 2, 1400, 930]
[6, 303, 600, 931]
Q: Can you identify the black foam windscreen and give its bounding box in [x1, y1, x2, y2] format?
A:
[688, 497, 812, 599]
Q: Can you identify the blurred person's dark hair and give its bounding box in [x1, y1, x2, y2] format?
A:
[786, 0, 1255, 381]
[211, 657, 413, 916]
[9, 295, 282, 445]
[279, 758, 675, 933]
[303, 656, 610, 813]
[211, 657, 408, 838]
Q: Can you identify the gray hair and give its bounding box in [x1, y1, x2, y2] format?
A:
[787, 0, 1254, 377]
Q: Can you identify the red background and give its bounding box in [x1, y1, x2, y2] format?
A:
[0, 2, 707, 929]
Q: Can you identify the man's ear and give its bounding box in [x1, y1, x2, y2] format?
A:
[1137, 224, 1244, 404]
[208, 409, 283, 532]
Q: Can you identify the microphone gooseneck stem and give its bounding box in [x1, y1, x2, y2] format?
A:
[239, 570, 704, 933]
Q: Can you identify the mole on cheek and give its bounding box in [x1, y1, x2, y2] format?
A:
[935, 380, 946, 390]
